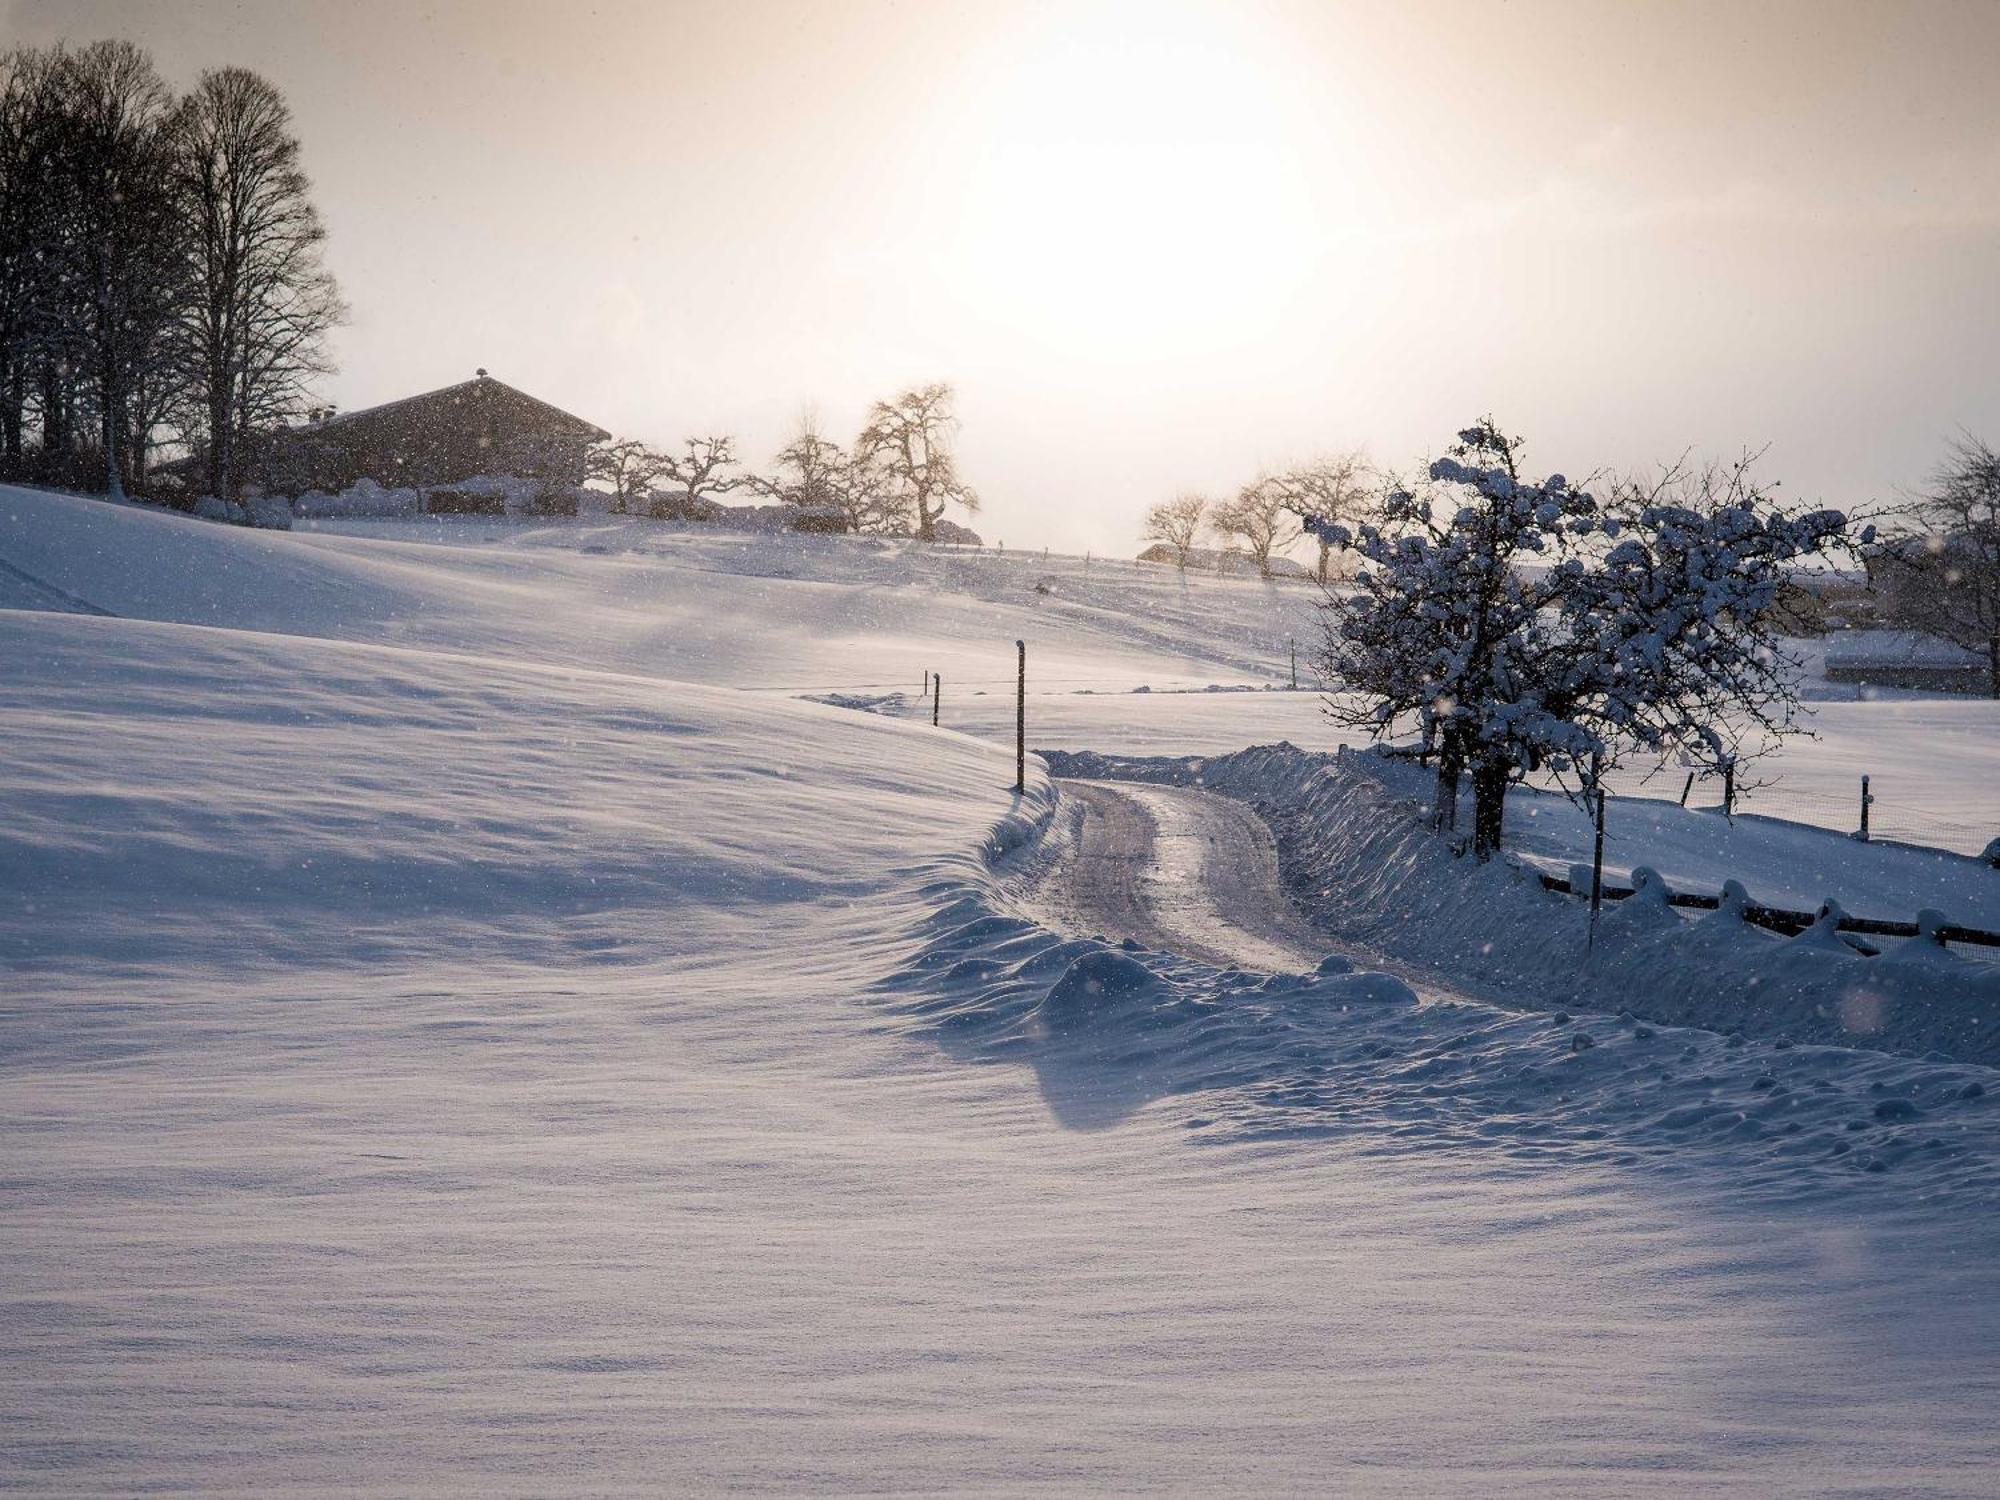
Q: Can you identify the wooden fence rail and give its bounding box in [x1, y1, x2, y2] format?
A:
[1536, 872, 2000, 951]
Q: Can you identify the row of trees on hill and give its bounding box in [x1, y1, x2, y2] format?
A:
[1141, 452, 1371, 580]
[0, 40, 340, 500]
[586, 381, 981, 542]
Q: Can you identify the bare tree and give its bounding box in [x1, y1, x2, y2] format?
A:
[1210, 479, 1296, 578]
[652, 434, 746, 520]
[753, 412, 894, 533]
[1871, 432, 2000, 696]
[587, 437, 673, 514]
[1259, 451, 1372, 582]
[173, 66, 342, 500]
[1141, 492, 1208, 571]
[0, 46, 65, 477]
[855, 381, 978, 542]
[51, 43, 188, 499]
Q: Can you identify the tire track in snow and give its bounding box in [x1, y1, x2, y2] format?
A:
[1025, 778, 1330, 973]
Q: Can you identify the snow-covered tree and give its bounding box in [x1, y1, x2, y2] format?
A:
[1141, 492, 1208, 570]
[1869, 432, 2000, 697]
[1309, 420, 1852, 858]
[855, 382, 978, 542]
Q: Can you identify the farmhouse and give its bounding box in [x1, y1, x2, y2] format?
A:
[262, 371, 609, 500]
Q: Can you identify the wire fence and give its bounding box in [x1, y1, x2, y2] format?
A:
[1522, 760, 1997, 861]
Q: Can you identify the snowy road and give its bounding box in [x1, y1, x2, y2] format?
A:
[1024, 779, 1329, 973]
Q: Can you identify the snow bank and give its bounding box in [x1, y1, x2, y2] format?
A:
[291, 476, 424, 518]
[1044, 745, 2000, 1066]
[193, 493, 294, 529]
[883, 844, 2000, 1200]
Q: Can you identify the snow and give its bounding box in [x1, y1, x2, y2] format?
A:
[4, 484, 2000, 1494]
[1826, 627, 1986, 669]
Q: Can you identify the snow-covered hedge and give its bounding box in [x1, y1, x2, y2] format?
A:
[192, 493, 294, 530]
[292, 477, 424, 519]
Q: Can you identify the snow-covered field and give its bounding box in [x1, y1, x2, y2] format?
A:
[4, 487, 2000, 1495]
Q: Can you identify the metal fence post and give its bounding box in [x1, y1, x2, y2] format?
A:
[1723, 758, 1735, 817]
[1859, 774, 1871, 841]
[1015, 640, 1026, 794]
[1588, 782, 1607, 954]
[933, 674, 940, 728]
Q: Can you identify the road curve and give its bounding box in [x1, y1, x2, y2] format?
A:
[1018, 778, 1332, 974]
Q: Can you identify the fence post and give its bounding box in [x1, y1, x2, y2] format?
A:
[933, 674, 940, 728]
[1859, 774, 1872, 842]
[1722, 758, 1736, 818]
[1679, 771, 1694, 807]
[1588, 779, 1607, 954]
[1015, 640, 1026, 795]
[1289, 637, 1298, 689]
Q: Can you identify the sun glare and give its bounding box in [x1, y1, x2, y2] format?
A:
[944, 2, 1327, 363]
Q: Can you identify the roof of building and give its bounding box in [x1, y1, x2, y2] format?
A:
[308, 373, 609, 442]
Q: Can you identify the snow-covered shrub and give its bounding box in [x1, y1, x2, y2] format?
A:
[931, 517, 985, 547]
[292, 477, 423, 518]
[190, 493, 293, 529]
[244, 494, 293, 530]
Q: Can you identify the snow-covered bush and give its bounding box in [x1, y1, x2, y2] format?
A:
[191, 493, 293, 529]
[292, 477, 424, 519]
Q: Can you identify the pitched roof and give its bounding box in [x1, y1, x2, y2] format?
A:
[312, 375, 609, 441]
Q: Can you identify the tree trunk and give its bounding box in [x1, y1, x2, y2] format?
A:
[207, 387, 232, 500]
[40, 365, 67, 461]
[0, 365, 20, 473]
[1430, 730, 1465, 833]
[1988, 634, 1998, 700]
[1470, 755, 1511, 860]
[100, 373, 123, 500]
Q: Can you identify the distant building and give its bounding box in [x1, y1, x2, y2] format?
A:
[1822, 629, 1986, 693]
[257, 371, 609, 501]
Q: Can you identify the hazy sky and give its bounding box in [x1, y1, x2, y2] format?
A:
[8, 0, 1999, 552]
